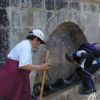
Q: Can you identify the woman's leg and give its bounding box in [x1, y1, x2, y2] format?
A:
[79, 64, 100, 94]
[0, 59, 31, 100]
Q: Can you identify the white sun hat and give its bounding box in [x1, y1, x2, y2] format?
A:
[29, 29, 46, 44]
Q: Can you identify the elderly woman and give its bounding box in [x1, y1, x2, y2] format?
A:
[0, 29, 49, 100]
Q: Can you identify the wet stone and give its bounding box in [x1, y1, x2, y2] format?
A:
[11, 10, 21, 27]
[31, 0, 44, 8]
[0, 8, 9, 67]
[53, 0, 68, 10]
[47, 12, 53, 19]
[0, 0, 9, 7]
[10, 0, 21, 6]
[90, 4, 96, 12]
[0, 29, 9, 62]
[45, 0, 55, 10]
[45, 0, 68, 10]
[0, 8, 9, 27]
[69, 1, 81, 11]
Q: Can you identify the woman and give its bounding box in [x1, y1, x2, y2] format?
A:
[0, 29, 49, 100]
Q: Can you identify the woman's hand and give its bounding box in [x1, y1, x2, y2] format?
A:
[39, 63, 49, 71]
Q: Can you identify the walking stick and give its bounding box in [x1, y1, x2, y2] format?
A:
[40, 50, 49, 100]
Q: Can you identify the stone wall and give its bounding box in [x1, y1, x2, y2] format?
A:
[0, 0, 100, 99]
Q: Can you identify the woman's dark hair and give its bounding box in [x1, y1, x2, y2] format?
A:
[26, 35, 37, 40]
[26, 31, 45, 44]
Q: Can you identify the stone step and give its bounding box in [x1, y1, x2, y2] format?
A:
[45, 83, 100, 100]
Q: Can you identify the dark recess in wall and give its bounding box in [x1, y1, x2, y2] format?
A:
[0, 1, 9, 67]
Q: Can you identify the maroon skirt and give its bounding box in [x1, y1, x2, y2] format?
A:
[0, 59, 31, 100]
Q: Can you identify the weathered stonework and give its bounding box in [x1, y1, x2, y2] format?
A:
[0, 0, 100, 99]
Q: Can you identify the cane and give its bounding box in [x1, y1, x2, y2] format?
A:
[40, 50, 49, 100]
